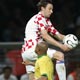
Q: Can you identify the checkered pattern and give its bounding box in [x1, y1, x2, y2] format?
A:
[22, 12, 59, 53]
[22, 39, 34, 53]
[34, 12, 59, 35]
[26, 39, 34, 48]
[34, 13, 46, 31]
[47, 26, 58, 35]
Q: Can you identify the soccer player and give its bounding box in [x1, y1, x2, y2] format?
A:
[21, 0, 71, 80]
[22, 41, 54, 80]
[34, 41, 54, 80]
[0, 66, 18, 80]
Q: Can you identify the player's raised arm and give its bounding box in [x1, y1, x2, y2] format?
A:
[45, 20, 65, 41]
[54, 33, 65, 41]
[40, 29, 70, 51]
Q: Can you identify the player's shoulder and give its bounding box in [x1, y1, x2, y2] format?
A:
[42, 56, 52, 62]
[35, 12, 44, 20]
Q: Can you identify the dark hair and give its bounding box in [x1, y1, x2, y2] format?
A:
[37, 0, 53, 11]
[3, 66, 12, 73]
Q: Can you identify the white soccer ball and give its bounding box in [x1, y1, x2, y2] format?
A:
[63, 34, 78, 49]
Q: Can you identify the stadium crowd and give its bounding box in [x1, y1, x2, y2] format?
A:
[0, 0, 80, 42]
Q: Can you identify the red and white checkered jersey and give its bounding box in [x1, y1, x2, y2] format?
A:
[22, 12, 59, 52]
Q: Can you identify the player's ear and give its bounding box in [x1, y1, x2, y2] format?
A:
[35, 46, 40, 53]
[41, 6, 45, 10]
[37, 47, 40, 52]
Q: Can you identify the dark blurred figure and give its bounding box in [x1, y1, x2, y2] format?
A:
[75, 16, 80, 40]
[67, 64, 80, 80]
[13, 7, 26, 28]
[53, 0, 76, 34]
[6, 50, 26, 80]
[20, 73, 29, 80]
[0, 66, 18, 80]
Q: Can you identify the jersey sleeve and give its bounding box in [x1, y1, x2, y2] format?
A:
[46, 20, 59, 35]
[34, 14, 59, 35]
[34, 15, 46, 31]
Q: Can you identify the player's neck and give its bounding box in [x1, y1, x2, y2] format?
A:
[38, 54, 46, 58]
[40, 11, 45, 18]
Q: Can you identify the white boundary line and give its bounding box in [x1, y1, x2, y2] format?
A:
[0, 41, 80, 45]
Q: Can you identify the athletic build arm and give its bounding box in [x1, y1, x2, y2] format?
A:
[41, 30, 70, 52]
[54, 33, 65, 41]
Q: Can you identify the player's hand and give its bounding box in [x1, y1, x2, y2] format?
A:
[22, 60, 31, 65]
[22, 60, 35, 66]
[60, 44, 71, 52]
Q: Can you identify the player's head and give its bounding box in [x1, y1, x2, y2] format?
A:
[35, 41, 48, 55]
[2, 66, 12, 79]
[37, 0, 53, 18]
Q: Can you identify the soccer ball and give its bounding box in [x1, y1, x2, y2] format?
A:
[63, 34, 78, 49]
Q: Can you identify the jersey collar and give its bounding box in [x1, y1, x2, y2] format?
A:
[38, 54, 46, 58]
[38, 12, 44, 18]
[38, 12, 49, 21]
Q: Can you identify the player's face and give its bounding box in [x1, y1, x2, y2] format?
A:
[35, 45, 39, 54]
[42, 3, 53, 18]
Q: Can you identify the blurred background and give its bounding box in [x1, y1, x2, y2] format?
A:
[0, 0, 80, 80]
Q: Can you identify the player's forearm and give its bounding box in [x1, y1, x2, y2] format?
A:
[43, 34, 63, 48]
[41, 30, 63, 49]
[54, 33, 65, 41]
[29, 62, 35, 66]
